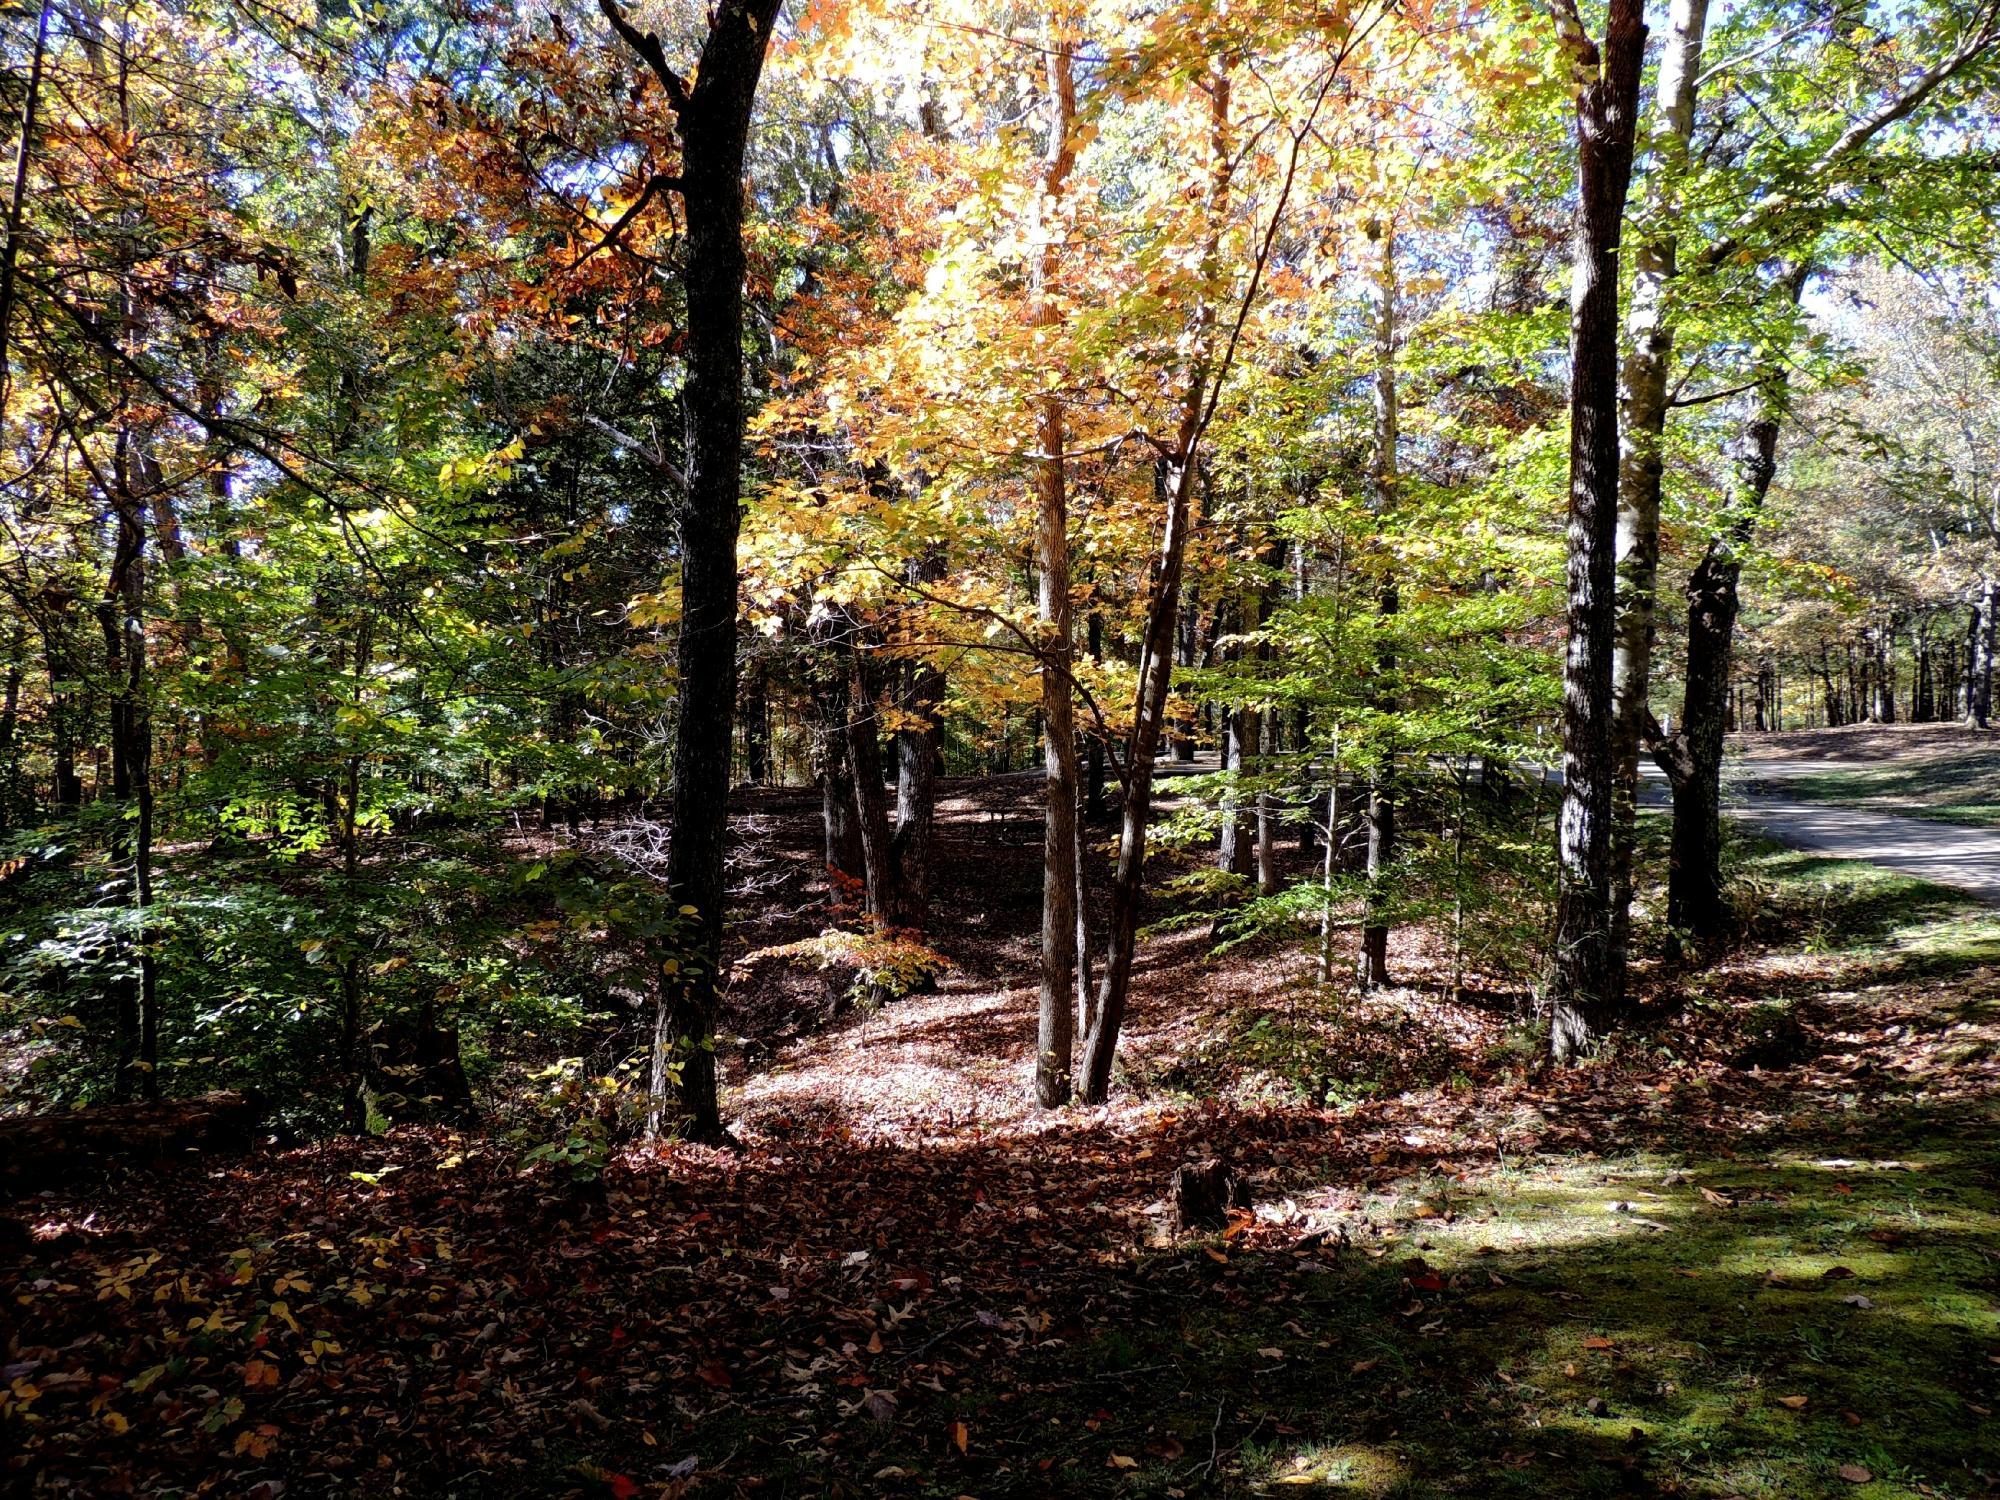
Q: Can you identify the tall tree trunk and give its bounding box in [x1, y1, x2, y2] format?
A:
[1079, 66, 1234, 1105]
[42, 593, 82, 809]
[741, 659, 770, 785]
[1217, 684, 1255, 877]
[102, 441, 158, 1101]
[1085, 609, 1107, 820]
[1360, 213, 1400, 989]
[1546, 0, 1647, 1063]
[1254, 709, 1278, 896]
[1971, 582, 1995, 729]
[1655, 269, 1806, 939]
[1031, 16, 1081, 1106]
[600, 0, 784, 1140]
[845, 646, 908, 926]
[809, 646, 864, 891]
[1608, 0, 1709, 973]
[0, 625, 21, 828]
[890, 550, 946, 928]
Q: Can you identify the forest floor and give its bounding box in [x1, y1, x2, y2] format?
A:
[7, 772, 2000, 1499]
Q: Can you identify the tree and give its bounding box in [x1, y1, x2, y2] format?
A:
[1543, 0, 1647, 1063]
[596, 0, 786, 1140]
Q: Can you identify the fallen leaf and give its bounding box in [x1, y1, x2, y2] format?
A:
[694, 1360, 732, 1389]
[1582, 1336, 1615, 1351]
[1839, 1464, 1873, 1483]
[1778, 1395, 1809, 1410]
[1699, 1187, 1733, 1207]
[1108, 1453, 1139, 1470]
[949, 1420, 968, 1454]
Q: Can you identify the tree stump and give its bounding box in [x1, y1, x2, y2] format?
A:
[1170, 1157, 1251, 1233]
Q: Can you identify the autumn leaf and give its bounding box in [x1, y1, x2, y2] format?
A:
[1838, 1464, 1873, 1483]
[694, 1360, 733, 1389]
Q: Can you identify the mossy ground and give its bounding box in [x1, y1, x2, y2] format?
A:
[850, 837, 2000, 1498]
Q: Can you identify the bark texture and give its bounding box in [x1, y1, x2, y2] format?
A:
[599, 0, 785, 1140]
[1607, 0, 1708, 970]
[1547, 0, 1648, 1063]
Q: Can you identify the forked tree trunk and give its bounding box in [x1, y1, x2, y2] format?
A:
[599, 0, 785, 1140]
[1546, 0, 1647, 1063]
[1607, 0, 1708, 973]
[1079, 65, 1234, 1105]
[1655, 270, 1805, 939]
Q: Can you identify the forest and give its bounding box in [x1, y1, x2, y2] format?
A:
[4, 0, 2000, 1494]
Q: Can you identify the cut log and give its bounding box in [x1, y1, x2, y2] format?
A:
[0, 1090, 263, 1197]
[1170, 1157, 1251, 1233]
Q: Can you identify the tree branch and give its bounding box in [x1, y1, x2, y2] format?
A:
[596, 0, 691, 113]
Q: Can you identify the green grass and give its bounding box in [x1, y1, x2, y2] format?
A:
[1734, 748, 2000, 829]
[1728, 836, 2000, 979]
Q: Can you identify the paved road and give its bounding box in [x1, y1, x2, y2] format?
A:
[1703, 759, 2000, 904]
[1724, 789, 2000, 902]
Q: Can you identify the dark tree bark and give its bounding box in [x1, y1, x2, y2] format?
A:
[100, 441, 158, 1102]
[1085, 609, 1107, 820]
[809, 648, 864, 890]
[1546, 0, 1648, 1062]
[600, 0, 785, 1140]
[845, 647, 911, 927]
[1652, 271, 1805, 940]
[1607, 0, 1709, 974]
[0, 0, 50, 430]
[1360, 213, 1400, 988]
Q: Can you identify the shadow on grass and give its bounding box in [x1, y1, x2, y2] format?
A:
[1725, 836, 2000, 983]
[1756, 756, 2000, 830]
